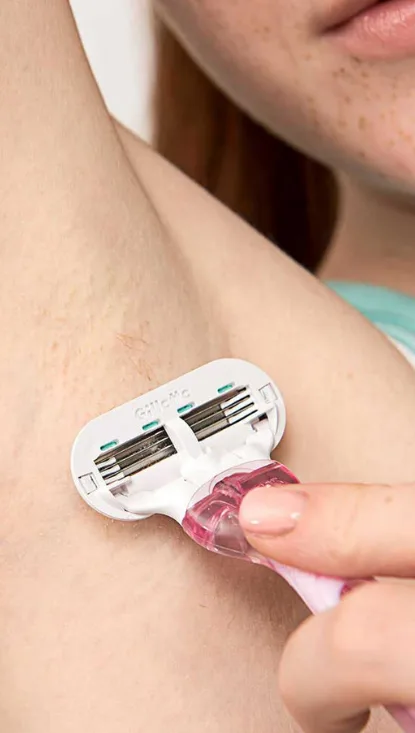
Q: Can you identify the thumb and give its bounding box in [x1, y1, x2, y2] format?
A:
[239, 482, 415, 578]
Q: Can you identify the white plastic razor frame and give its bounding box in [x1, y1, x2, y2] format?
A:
[71, 358, 286, 522]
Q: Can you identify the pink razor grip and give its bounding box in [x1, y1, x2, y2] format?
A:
[182, 461, 415, 732]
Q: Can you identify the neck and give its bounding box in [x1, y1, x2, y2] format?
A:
[319, 176, 415, 297]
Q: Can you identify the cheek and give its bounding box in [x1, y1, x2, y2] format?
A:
[154, 0, 347, 179]
[157, 1, 415, 196]
[154, 0, 306, 123]
[156, 0, 297, 58]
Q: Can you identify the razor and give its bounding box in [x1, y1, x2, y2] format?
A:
[71, 358, 414, 733]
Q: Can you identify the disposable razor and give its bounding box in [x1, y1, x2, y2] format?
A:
[71, 358, 415, 733]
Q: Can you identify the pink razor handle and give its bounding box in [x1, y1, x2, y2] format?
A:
[182, 461, 415, 732]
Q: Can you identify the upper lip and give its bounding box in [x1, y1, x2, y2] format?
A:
[323, 0, 383, 30]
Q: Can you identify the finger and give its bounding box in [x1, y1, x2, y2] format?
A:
[279, 582, 415, 733]
[239, 481, 415, 578]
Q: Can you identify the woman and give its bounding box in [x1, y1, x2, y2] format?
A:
[1, 2, 415, 733]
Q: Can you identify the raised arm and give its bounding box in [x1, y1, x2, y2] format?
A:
[1, 4, 414, 733]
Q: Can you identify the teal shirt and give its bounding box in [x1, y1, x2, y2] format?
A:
[327, 282, 415, 365]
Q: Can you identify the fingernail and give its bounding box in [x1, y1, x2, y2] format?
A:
[239, 485, 308, 537]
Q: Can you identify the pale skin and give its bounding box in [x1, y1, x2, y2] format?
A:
[1, 2, 415, 733]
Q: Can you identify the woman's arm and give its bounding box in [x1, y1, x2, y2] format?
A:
[4, 0, 413, 485]
[0, 3, 413, 732]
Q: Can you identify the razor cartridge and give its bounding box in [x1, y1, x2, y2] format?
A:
[71, 359, 286, 522]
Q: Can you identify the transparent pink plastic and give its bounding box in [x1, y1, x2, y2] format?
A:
[182, 461, 346, 613]
[182, 461, 415, 732]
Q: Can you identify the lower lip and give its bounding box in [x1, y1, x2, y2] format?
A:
[329, 0, 415, 60]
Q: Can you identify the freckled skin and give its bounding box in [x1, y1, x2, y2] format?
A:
[156, 0, 415, 194]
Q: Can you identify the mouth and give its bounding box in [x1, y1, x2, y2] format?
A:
[324, 0, 415, 60]
[325, 0, 388, 30]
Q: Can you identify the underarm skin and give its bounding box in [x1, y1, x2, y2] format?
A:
[1, 2, 414, 732]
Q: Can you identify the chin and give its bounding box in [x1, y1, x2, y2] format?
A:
[313, 114, 415, 199]
[264, 82, 415, 199]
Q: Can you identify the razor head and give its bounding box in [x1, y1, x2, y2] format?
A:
[71, 358, 286, 521]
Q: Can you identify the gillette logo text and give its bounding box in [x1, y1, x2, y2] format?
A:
[136, 388, 192, 420]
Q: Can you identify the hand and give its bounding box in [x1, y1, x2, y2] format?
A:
[240, 481, 415, 733]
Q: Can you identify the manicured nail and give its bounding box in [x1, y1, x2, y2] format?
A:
[239, 485, 308, 537]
